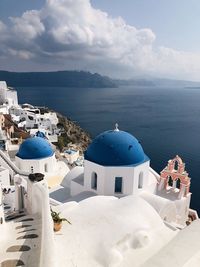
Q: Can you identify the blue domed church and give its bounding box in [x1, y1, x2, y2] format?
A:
[15, 136, 56, 174]
[83, 127, 152, 196]
[68, 125, 158, 199]
[46, 125, 193, 226]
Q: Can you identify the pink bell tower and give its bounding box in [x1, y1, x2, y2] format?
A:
[158, 155, 190, 199]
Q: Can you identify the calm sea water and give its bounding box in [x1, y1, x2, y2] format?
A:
[16, 85, 200, 213]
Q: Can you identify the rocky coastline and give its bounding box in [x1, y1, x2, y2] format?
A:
[55, 112, 91, 154]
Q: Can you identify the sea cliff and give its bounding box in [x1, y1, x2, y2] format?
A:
[56, 112, 91, 154]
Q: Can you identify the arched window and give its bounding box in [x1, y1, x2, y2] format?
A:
[138, 172, 143, 189]
[91, 172, 97, 190]
[168, 176, 173, 187]
[176, 178, 181, 189]
[115, 177, 123, 193]
[174, 161, 179, 171]
[44, 163, 48, 173]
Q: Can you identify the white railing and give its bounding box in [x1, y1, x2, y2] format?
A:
[0, 149, 29, 177]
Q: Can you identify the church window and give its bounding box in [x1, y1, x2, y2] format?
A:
[115, 177, 123, 193]
[176, 178, 181, 189]
[31, 166, 34, 173]
[168, 176, 173, 187]
[91, 172, 97, 190]
[44, 163, 48, 172]
[174, 161, 179, 171]
[138, 172, 143, 189]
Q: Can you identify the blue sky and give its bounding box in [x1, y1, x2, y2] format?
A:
[0, 0, 200, 80]
[0, 0, 44, 20]
[92, 0, 200, 52]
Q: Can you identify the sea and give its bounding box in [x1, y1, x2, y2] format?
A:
[16, 85, 200, 213]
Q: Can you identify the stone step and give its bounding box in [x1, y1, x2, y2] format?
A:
[15, 225, 32, 230]
[5, 214, 26, 222]
[6, 245, 31, 252]
[17, 234, 39, 240]
[17, 228, 36, 234]
[1, 214, 42, 267]
[1, 259, 24, 266]
[3, 206, 11, 210]
[15, 218, 34, 223]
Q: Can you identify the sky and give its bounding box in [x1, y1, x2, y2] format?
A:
[0, 0, 200, 80]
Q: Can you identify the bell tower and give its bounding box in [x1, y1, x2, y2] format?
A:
[157, 155, 192, 225]
[158, 155, 190, 199]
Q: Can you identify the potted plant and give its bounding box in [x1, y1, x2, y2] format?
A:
[51, 208, 71, 232]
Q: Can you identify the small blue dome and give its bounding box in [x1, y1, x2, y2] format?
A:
[35, 131, 47, 139]
[16, 137, 54, 160]
[85, 130, 149, 166]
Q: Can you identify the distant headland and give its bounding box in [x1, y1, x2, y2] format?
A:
[1, 70, 200, 88]
[0, 70, 116, 88]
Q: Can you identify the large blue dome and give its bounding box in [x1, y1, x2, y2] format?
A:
[16, 137, 54, 160]
[85, 130, 149, 166]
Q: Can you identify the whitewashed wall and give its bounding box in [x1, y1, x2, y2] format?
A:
[15, 154, 56, 174]
[28, 178, 56, 267]
[84, 160, 150, 196]
[0, 167, 10, 186]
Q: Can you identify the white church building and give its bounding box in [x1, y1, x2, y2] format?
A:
[15, 136, 56, 174]
[49, 125, 196, 227]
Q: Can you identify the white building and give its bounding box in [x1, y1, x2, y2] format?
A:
[15, 136, 56, 174]
[64, 148, 79, 164]
[30, 128, 58, 143]
[0, 81, 18, 107]
[9, 106, 42, 129]
[9, 104, 59, 141]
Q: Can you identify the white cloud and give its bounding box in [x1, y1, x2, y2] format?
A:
[154, 47, 200, 80]
[0, 21, 6, 32]
[0, 0, 200, 80]
[8, 48, 34, 60]
[10, 10, 45, 40]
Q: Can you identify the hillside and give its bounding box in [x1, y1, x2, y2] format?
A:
[1, 70, 200, 89]
[0, 70, 116, 88]
[115, 77, 200, 88]
[56, 112, 91, 153]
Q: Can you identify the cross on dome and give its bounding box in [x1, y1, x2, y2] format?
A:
[114, 123, 119, 131]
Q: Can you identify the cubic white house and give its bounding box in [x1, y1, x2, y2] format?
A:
[0, 81, 18, 114]
[0, 81, 18, 108]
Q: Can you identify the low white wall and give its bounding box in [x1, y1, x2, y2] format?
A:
[71, 180, 84, 196]
[16, 154, 56, 174]
[0, 168, 10, 186]
[30, 179, 56, 267]
[174, 194, 191, 225]
[0, 188, 4, 224]
[149, 167, 160, 181]
[140, 191, 177, 223]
